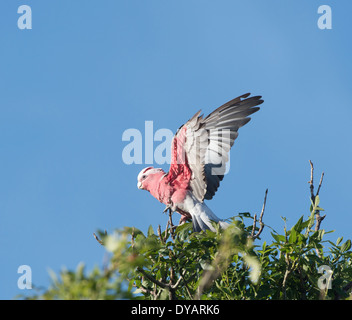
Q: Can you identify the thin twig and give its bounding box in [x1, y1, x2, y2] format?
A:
[131, 227, 135, 248]
[164, 220, 170, 242]
[308, 160, 315, 201]
[136, 267, 170, 289]
[168, 209, 176, 241]
[251, 214, 257, 238]
[157, 225, 164, 243]
[315, 214, 326, 232]
[282, 254, 298, 299]
[179, 270, 194, 299]
[93, 233, 103, 245]
[136, 266, 188, 300]
[308, 160, 326, 232]
[307, 161, 326, 260]
[251, 189, 268, 240]
[171, 272, 184, 290]
[316, 172, 325, 196]
[282, 268, 291, 300]
[93, 230, 107, 245]
[129, 276, 154, 296]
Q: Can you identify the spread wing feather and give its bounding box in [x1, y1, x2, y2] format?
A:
[166, 93, 263, 202]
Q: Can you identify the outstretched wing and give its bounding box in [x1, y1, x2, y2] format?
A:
[165, 93, 263, 202]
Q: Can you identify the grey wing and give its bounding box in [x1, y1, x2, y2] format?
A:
[180, 93, 263, 203]
[202, 93, 263, 200]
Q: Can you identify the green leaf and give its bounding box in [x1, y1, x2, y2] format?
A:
[271, 232, 286, 243]
[293, 216, 304, 232]
[301, 219, 311, 230]
[336, 237, 343, 246]
[238, 212, 251, 218]
[289, 229, 297, 243]
[341, 239, 352, 252]
[309, 204, 313, 213]
[175, 222, 192, 241]
[147, 225, 154, 237]
[215, 281, 233, 298]
[314, 195, 320, 207]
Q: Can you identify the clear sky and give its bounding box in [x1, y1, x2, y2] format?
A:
[1, 1, 351, 299]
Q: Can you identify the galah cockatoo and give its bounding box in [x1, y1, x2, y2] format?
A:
[137, 93, 263, 232]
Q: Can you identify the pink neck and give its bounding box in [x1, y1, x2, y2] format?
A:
[144, 171, 173, 204]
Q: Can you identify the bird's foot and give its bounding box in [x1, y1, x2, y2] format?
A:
[163, 204, 172, 214]
[178, 214, 191, 225]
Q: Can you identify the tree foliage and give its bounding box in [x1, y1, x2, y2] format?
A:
[26, 164, 352, 300]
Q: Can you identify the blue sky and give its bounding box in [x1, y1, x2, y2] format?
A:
[1, 1, 351, 299]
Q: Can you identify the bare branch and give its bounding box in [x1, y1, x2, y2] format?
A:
[136, 266, 189, 300]
[168, 210, 176, 241]
[93, 233, 103, 245]
[157, 224, 164, 243]
[282, 268, 291, 300]
[179, 270, 194, 299]
[308, 160, 325, 200]
[308, 160, 315, 201]
[316, 172, 325, 197]
[315, 214, 326, 232]
[93, 230, 107, 246]
[308, 161, 326, 232]
[251, 213, 257, 238]
[171, 270, 186, 290]
[251, 189, 268, 240]
[136, 267, 170, 290]
[128, 275, 154, 296]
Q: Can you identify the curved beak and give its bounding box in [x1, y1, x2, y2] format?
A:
[137, 181, 142, 189]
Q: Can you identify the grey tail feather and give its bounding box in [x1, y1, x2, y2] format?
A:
[191, 216, 229, 232]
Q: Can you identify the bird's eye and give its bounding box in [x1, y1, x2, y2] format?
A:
[142, 175, 146, 179]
